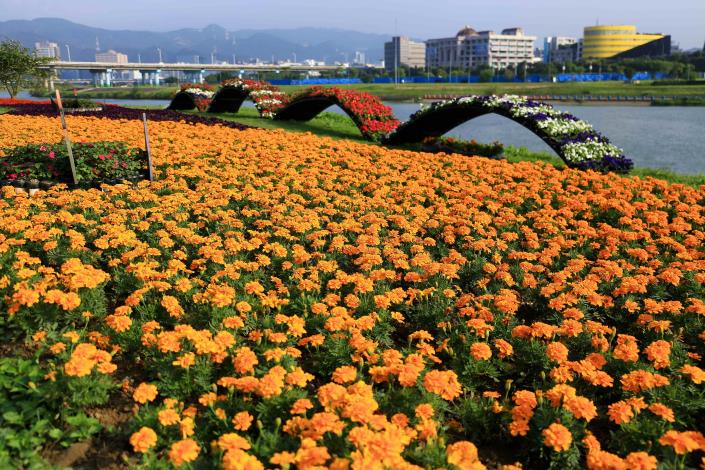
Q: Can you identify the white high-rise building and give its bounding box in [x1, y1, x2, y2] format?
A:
[427, 26, 537, 70]
[34, 41, 61, 59]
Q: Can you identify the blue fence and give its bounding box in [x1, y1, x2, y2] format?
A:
[373, 72, 669, 84]
[374, 75, 550, 84]
[269, 78, 362, 86]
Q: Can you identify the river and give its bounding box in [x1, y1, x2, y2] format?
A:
[3, 92, 704, 174]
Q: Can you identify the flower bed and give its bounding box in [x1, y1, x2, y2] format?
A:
[215, 78, 290, 118]
[7, 102, 250, 130]
[275, 86, 399, 141]
[1, 113, 704, 469]
[0, 141, 147, 191]
[385, 95, 633, 173]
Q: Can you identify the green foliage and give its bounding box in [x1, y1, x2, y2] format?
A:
[0, 356, 106, 468]
[0, 40, 51, 98]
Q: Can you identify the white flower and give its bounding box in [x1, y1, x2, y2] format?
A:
[562, 138, 623, 162]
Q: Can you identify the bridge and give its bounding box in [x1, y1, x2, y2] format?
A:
[40, 61, 352, 88]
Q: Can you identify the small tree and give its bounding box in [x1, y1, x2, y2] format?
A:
[0, 40, 51, 98]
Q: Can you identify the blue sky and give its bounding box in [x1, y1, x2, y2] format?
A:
[1, 0, 703, 49]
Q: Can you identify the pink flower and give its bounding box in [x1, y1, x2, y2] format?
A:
[48, 151, 55, 159]
[98, 155, 106, 161]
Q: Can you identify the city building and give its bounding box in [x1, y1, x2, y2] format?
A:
[426, 26, 537, 70]
[353, 51, 367, 66]
[551, 41, 583, 63]
[582, 25, 670, 59]
[95, 49, 128, 63]
[543, 36, 577, 62]
[384, 36, 426, 72]
[34, 41, 61, 59]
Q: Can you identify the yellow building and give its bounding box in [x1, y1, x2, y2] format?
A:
[583, 25, 666, 59]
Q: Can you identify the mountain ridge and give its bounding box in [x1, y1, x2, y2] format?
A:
[0, 17, 391, 64]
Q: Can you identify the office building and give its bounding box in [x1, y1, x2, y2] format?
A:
[582, 25, 670, 59]
[95, 50, 129, 63]
[543, 37, 577, 62]
[34, 41, 61, 59]
[427, 26, 537, 70]
[384, 36, 426, 72]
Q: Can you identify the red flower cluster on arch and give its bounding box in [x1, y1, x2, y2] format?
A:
[301, 87, 400, 141]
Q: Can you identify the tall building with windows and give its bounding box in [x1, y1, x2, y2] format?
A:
[427, 27, 537, 70]
[543, 37, 577, 62]
[34, 41, 61, 59]
[95, 50, 128, 63]
[582, 25, 670, 59]
[384, 36, 426, 72]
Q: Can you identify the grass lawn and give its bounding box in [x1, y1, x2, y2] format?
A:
[53, 80, 705, 102]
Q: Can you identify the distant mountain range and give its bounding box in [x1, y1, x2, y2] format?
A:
[0, 18, 391, 64]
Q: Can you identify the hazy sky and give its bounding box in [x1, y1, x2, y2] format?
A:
[1, 0, 704, 48]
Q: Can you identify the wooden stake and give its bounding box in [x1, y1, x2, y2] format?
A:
[55, 90, 78, 185]
[142, 113, 154, 182]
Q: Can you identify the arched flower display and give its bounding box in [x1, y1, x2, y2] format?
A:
[275, 86, 400, 141]
[385, 95, 633, 173]
[216, 78, 290, 118]
[168, 83, 215, 112]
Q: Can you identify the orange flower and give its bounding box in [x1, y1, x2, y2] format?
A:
[648, 403, 675, 422]
[658, 430, 704, 455]
[542, 422, 572, 452]
[423, 370, 462, 401]
[470, 342, 492, 361]
[129, 426, 157, 453]
[133, 382, 158, 404]
[169, 438, 201, 466]
[232, 411, 253, 431]
[331, 365, 358, 384]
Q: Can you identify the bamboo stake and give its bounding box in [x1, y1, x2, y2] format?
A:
[55, 90, 78, 185]
[143, 113, 154, 182]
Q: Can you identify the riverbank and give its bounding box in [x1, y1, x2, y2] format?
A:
[43, 81, 705, 103]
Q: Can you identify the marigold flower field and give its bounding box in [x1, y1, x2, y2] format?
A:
[0, 113, 704, 469]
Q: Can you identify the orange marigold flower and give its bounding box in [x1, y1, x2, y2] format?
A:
[648, 403, 675, 422]
[129, 426, 157, 453]
[607, 400, 634, 425]
[331, 365, 358, 384]
[169, 438, 201, 466]
[423, 370, 462, 401]
[494, 339, 514, 358]
[158, 408, 181, 426]
[415, 403, 434, 420]
[681, 364, 705, 384]
[658, 430, 704, 455]
[624, 451, 657, 470]
[470, 342, 492, 361]
[446, 441, 482, 468]
[232, 411, 253, 431]
[133, 382, 158, 404]
[564, 396, 597, 422]
[291, 398, 314, 415]
[105, 314, 132, 333]
[643, 340, 671, 369]
[542, 422, 572, 452]
[161, 295, 184, 318]
[546, 342, 569, 363]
